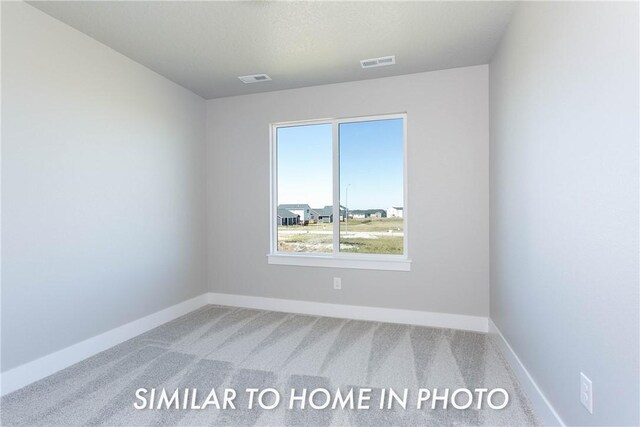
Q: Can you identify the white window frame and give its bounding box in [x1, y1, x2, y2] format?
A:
[268, 113, 410, 271]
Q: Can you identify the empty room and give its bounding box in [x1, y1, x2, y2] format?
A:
[1, 1, 638, 426]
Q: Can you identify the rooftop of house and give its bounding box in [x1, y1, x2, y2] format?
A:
[277, 208, 298, 218]
[278, 204, 311, 210]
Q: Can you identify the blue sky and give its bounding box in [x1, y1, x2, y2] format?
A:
[277, 118, 403, 210]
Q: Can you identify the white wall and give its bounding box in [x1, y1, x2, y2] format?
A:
[206, 66, 489, 318]
[1, 2, 207, 371]
[490, 2, 639, 426]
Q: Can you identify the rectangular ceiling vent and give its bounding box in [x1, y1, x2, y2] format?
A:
[360, 55, 396, 69]
[238, 74, 272, 84]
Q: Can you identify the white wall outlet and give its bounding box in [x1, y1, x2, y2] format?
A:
[333, 277, 342, 290]
[580, 372, 593, 414]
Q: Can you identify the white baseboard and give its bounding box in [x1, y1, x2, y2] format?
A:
[207, 292, 488, 333]
[0, 293, 209, 396]
[488, 319, 565, 426]
[1, 292, 488, 396]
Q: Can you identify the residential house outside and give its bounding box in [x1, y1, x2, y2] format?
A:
[279, 204, 312, 225]
[311, 205, 347, 223]
[278, 204, 349, 224]
[387, 206, 404, 218]
[277, 208, 299, 226]
[350, 209, 387, 219]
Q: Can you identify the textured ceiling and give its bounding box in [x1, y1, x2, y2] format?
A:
[28, 1, 516, 99]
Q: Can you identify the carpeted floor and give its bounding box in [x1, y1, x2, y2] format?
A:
[1, 305, 539, 426]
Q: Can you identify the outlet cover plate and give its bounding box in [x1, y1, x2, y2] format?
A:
[580, 372, 593, 414]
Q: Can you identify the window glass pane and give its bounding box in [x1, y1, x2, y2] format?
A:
[339, 118, 404, 255]
[276, 123, 333, 253]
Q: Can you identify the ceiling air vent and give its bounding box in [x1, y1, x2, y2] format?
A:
[360, 55, 396, 69]
[238, 74, 272, 84]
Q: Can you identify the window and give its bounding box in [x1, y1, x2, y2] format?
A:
[269, 114, 409, 271]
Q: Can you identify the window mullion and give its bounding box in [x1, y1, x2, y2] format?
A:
[271, 125, 278, 254]
[332, 121, 340, 255]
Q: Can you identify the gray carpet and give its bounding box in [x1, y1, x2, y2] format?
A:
[1, 305, 539, 426]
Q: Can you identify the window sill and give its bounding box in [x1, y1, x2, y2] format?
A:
[267, 254, 411, 271]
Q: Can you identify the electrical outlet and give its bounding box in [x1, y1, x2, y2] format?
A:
[580, 372, 593, 414]
[333, 277, 342, 290]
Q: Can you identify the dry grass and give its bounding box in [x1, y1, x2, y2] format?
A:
[277, 218, 404, 254]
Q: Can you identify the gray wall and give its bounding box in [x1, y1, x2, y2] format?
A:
[1, 2, 207, 371]
[489, 2, 639, 426]
[206, 66, 490, 317]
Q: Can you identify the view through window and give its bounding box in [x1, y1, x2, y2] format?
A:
[274, 115, 405, 256]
